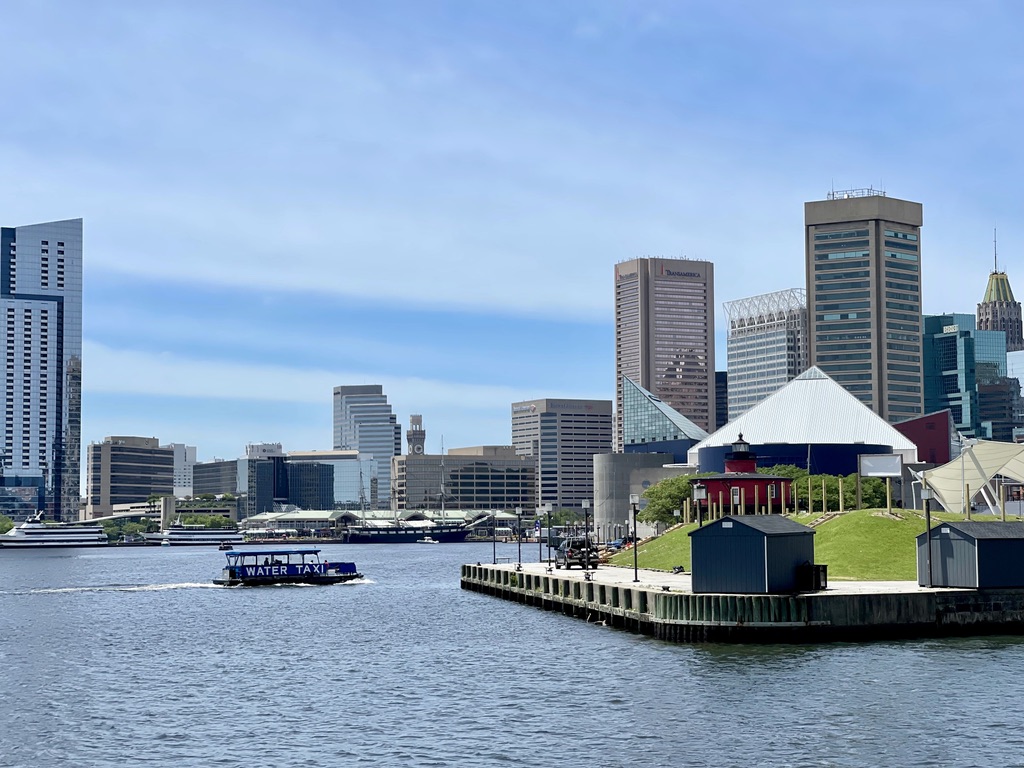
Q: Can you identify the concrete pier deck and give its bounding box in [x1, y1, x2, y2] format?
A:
[461, 562, 1024, 643]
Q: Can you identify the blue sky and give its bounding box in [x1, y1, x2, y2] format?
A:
[2, 0, 1023, 461]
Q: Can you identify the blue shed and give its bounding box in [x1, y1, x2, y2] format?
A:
[688, 515, 816, 594]
[916, 521, 1024, 588]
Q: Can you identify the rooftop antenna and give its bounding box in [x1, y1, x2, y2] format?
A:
[994, 227, 999, 273]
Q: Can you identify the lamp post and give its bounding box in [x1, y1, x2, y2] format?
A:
[582, 499, 591, 572]
[515, 506, 522, 571]
[922, 484, 934, 588]
[545, 502, 553, 570]
[629, 494, 640, 583]
[537, 505, 543, 564]
[692, 482, 707, 527]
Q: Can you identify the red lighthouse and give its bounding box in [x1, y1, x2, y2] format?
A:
[691, 434, 793, 516]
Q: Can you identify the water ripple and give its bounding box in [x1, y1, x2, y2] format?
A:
[3, 545, 1024, 767]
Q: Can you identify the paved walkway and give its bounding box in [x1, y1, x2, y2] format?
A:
[475, 561, 957, 595]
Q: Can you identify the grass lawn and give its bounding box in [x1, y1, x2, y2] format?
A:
[606, 508, 1007, 581]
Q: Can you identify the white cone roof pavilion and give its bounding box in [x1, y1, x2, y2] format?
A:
[687, 367, 918, 465]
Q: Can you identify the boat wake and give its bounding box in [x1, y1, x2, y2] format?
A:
[213, 577, 375, 589]
[22, 582, 221, 595]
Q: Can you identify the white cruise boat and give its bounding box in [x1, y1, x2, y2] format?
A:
[0, 513, 109, 548]
[144, 522, 244, 547]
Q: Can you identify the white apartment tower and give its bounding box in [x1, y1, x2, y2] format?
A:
[1, 218, 82, 521]
[614, 257, 715, 446]
[332, 385, 400, 509]
[164, 442, 197, 497]
[724, 289, 809, 420]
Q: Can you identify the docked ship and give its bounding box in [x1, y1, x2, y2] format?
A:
[340, 520, 472, 544]
[144, 521, 244, 547]
[0, 513, 109, 548]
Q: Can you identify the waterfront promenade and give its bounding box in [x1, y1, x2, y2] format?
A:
[461, 561, 1024, 643]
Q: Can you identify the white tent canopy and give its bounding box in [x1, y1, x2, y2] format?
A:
[920, 440, 1024, 513]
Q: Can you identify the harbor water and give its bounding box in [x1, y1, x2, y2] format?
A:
[2, 542, 1024, 768]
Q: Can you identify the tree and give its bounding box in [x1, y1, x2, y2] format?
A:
[640, 474, 715, 526]
[182, 514, 233, 529]
[0, 514, 12, 534]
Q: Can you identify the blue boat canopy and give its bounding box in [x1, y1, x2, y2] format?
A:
[227, 548, 322, 557]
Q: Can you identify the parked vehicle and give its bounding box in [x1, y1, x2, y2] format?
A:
[554, 536, 599, 570]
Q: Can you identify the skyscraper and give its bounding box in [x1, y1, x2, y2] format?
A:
[922, 314, 993, 437]
[614, 257, 715, 446]
[1, 218, 82, 520]
[724, 288, 808, 420]
[977, 261, 1023, 352]
[805, 190, 923, 423]
[511, 398, 612, 510]
[332, 385, 400, 509]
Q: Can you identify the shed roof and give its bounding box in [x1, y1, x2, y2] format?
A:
[689, 514, 814, 537]
[687, 367, 917, 463]
[916, 521, 1024, 541]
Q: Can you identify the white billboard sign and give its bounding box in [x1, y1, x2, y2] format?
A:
[859, 454, 903, 478]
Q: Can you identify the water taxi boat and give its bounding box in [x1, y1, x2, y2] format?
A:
[212, 548, 363, 587]
[416, 536, 440, 544]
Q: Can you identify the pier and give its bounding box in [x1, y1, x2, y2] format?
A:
[461, 562, 1024, 643]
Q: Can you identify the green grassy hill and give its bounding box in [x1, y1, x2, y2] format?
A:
[607, 508, 999, 581]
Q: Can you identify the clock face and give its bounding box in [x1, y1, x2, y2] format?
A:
[413, 444, 423, 454]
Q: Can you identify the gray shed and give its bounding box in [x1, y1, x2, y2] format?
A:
[688, 515, 816, 594]
[916, 521, 1024, 588]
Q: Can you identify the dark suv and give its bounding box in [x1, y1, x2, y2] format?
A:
[554, 536, 599, 570]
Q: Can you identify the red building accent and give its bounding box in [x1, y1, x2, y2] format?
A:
[895, 410, 952, 466]
[691, 434, 794, 516]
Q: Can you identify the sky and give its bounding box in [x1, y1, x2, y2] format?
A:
[2, 0, 1024, 462]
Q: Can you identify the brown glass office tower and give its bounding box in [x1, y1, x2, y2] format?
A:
[614, 257, 715, 447]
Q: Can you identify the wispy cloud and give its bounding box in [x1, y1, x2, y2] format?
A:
[5, 0, 1024, 461]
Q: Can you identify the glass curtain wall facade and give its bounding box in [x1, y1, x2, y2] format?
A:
[923, 314, 981, 437]
[285, 462, 334, 510]
[923, 313, 1009, 438]
[1, 218, 82, 520]
[618, 376, 708, 454]
[614, 257, 715, 447]
[805, 191, 923, 423]
[724, 288, 808, 420]
[332, 385, 400, 509]
[286, 449, 377, 510]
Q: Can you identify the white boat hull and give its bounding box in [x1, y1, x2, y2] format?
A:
[0, 540, 109, 548]
[0, 516, 109, 548]
[144, 533, 245, 546]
